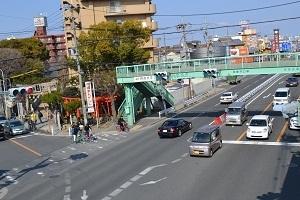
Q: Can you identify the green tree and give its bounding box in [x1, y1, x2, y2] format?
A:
[76, 20, 151, 119]
[41, 91, 63, 111]
[63, 100, 81, 115]
[0, 38, 49, 84]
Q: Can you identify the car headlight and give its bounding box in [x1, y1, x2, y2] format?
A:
[263, 128, 268, 132]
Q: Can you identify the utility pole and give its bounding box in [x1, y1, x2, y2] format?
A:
[163, 34, 167, 61]
[63, 2, 88, 125]
[177, 23, 192, 98]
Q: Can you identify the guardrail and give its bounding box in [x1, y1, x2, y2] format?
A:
[236, 74, 280, 104]
[184, 91, 209, 107]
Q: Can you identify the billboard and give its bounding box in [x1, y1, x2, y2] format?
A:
[85, 81, 94, 113]
[34, 16, 47, 27]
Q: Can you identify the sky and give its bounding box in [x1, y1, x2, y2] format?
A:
[0, 0, 299, 45]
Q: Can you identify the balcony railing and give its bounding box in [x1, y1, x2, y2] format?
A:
[105, 3, 156, 16]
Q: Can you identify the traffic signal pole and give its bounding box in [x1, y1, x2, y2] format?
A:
[0, 69, 8, 119]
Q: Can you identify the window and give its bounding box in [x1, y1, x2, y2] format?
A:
[110, 0, 121, 13]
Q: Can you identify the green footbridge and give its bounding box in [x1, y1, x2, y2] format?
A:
[116, 52, 300, 126]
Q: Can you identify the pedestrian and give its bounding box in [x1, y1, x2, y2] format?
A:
[72, 123, 79, 143]
[84, 124, 92, 139]
[30, 112, 38, 130]
[38, 110, 43, 123]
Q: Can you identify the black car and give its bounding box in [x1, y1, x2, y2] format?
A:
[158, 118, 192, 138]
[286, 77, 299, 87]
[0, 124, 6, 140]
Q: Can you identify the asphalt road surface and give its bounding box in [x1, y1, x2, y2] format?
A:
[2, 75, 300, 200]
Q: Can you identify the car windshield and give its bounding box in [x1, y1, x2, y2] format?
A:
[227, 108, 241, 114]
[10, 121, 23, 127]
[275, 92, 288, 97]
[0, 116, 6, 121]
[250, 119, 267, 127]
[287, 78, 297, 82]
[192, 132, 211, 143]
[162, 120, 178, 127]
[222, 93, 232, 97]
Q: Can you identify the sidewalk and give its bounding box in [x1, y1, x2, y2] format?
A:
[34, 79, 229, 137]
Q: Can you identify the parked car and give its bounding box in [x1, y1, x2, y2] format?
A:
[0, 124, 5, 140]
[246, 115, 273, 139]
[289, 113, 299, 130]
[4, 120, 29, 136]
[0, 115, 7, 125]
[220, 92, 238, 104]
[286, 77, 299, 87]
[189, 125, 222, 157]
[158, 118, 192, 138]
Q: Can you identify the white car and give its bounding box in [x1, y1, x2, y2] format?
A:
[289, 115, 300, 130]
[220, 92, 238, 103]
[246, 115, 273, 139]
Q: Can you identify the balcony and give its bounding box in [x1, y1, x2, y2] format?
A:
[144, 37, 158, 49]
[105, 3, 156, 17]
[150, 20, 158, 31]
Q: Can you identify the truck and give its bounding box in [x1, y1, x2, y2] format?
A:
[226, 76, 241, 85]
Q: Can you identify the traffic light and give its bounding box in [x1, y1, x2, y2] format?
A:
[203, 68, 218, 78]
[8, 86, 33, 96]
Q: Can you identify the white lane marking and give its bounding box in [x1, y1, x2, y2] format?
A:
[12, 168, 18, 171]
[181, 153, 188, 157]
[63, 194, 71, 200]
[61, 151, 66, 153]
[254, 80, 259, 83]
[98, 146, 103, 149]
[120, 181, 132, 189]
[140, 177, 168, 186]
[244, 85, 251, 89]
[81, 190, 88, 200]
[279, 81, 285, 85]
[263, 93, 271, 99]
[187, 137, 192, 142]
[68, 147, 76, 151]
[209, 121, 214, 125]
[98, 137, 110, 141]
[0, 188, 8, 199]
[171, 158, 182, 163]
[247, 75, 285, 106]
[65, 186, 71, 193]
[37, 172, 44, 175]
[109, 188, 123, 197]
[102, 196, 112, 200]
[214, 103, 219, 107]
[12, 134, 34, 139]
[130, 175, 142, 182]
[139, 167, 153, 175]
[259, 76, 265, 80]
[223, 140, 300, 147]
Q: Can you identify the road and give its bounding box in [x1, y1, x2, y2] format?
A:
[2, 74, 300, 200]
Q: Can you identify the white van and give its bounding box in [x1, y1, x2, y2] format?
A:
[273, 88, 290, 105]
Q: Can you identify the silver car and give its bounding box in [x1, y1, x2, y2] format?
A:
[4, 120, 29, 136]
[189, 125, 222, 157]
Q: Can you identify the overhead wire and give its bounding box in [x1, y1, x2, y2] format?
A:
[155, 0, 300, 17]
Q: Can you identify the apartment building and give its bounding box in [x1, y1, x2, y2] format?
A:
[62, 0, 158, 62]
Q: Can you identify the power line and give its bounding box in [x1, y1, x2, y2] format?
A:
[154, 16, 300, 36]
[156, 0, 300, 17]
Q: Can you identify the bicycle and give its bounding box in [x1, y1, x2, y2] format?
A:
[116, 123, 129, 133]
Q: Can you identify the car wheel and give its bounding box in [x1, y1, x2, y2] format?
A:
[219, 141, 223, 149]
[178, 130, 182, 137]
[208, 149, 213, 157]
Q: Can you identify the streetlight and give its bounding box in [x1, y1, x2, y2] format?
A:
[0, 69, 8, 119]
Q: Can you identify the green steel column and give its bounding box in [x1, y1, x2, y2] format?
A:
[146, 97, 151, 116]
[124, 84, 135, 126]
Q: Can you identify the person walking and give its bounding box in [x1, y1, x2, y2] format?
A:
[71, 123, 79, 143]
[30, 112, 38, 130]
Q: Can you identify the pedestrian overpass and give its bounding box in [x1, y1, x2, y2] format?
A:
[116, 52, 300, 126]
